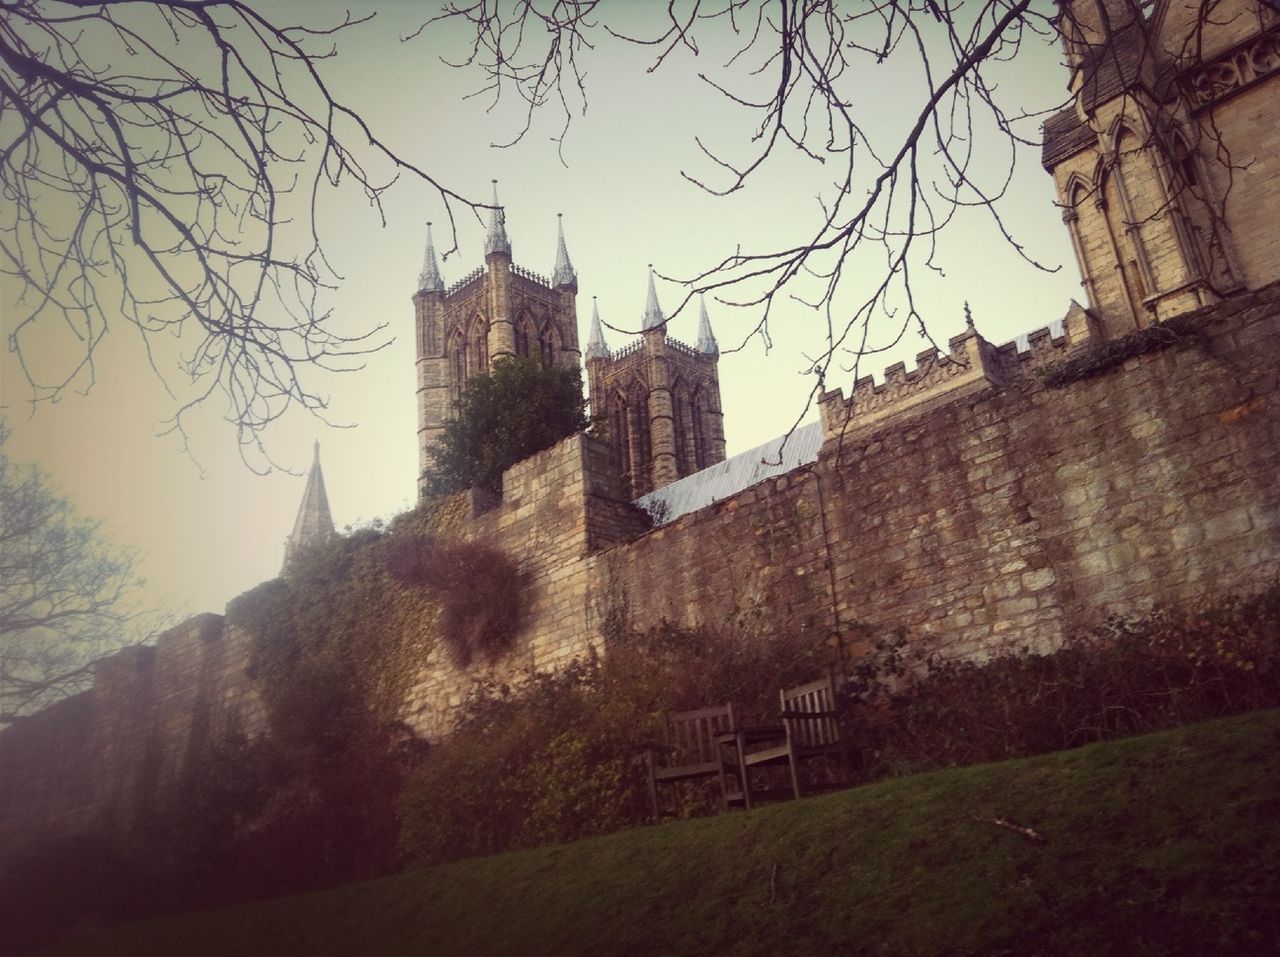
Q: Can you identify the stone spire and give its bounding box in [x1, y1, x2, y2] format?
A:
[484, 179, 511, 258]
[696, 294, 719, 355]
[585, 297, 609, 359]
[282, 441, 336, 573]
[418, 221, 444, 293]
[642, 265, 665, 331]
[552, 213, 576, 288]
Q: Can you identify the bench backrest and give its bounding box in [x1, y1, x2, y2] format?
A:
[780, 675, 840, 748]
[663, 704, 736, 767]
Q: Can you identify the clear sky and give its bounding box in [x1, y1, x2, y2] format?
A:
[1, 3, 1084, 621]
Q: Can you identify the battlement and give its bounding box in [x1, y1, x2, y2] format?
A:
[511, 263, 552, 287]
[819, 303, 1099, 444]
[665, 336, 704, 360]
[608, 339, 644, 362]
[444, 266, 485, 298]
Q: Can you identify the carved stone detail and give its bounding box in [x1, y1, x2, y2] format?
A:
[1182, 27, 1280, 108]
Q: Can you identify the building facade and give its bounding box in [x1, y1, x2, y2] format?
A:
[412, 186, 582, 497]
[411, 189, 726, 501]
[1042, 0, 1280, 337]
[584, 278, 726, 499]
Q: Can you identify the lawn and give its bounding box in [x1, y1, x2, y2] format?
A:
[47, 709, 1280, 956]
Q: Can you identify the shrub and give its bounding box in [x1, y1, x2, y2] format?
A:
[423, 356, 589, 496]
[384, 535, 524, 667]
[842, 582, 1280, 780]
[399, 620, 836, 866]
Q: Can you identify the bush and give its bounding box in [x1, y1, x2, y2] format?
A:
[384, 535, 524, 667]
[423, 356, 589, 496]
[399, 620, 836, 866]
[843, 582, 1280, 779]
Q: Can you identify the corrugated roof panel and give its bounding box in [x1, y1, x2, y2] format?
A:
[635, 421, 823, 525]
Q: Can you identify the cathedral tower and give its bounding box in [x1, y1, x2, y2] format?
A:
[585, 271, 726, 499]
[412, 186, 582, 498]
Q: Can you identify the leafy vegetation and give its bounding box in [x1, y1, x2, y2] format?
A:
[422, 356, 589, 496]
[47, 710, 1280, 957]
[842, 583, 1280, 778]
[0, 510, 530, 954]
[399, 620, 835, 866]
[384, 534, 524, 667]
[398, 581, 1280, 866]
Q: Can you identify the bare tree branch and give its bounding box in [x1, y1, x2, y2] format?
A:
[0, 420, 167, 725]
[0, 1, 481, 469]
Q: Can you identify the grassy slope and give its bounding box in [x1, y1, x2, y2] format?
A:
[52, 710, 1280, 957]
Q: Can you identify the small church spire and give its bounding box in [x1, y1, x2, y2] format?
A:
[484, 179, 511, 258]
[696, 294, 719, 355]
[418, 221, 444, 293]
[282, 441, 336, 573]
[642, 265, 665, 331]
[585, 297, 609, 359]
[552, 213, 577, 288]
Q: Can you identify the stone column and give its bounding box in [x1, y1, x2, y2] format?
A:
[644, 330, 679, 490]
[486, 254, 515, 364]
[415, 288, 449, 496]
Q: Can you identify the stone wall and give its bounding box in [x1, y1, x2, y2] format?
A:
[593, 285, 1279, 662]
[0, 615, 264, 856]
[2, 282, 1277, 863]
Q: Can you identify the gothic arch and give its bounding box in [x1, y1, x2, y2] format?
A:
[1064, 172, 1093, 207]
[670, 377, 692, 477]
[610, 390, 633, 496]
[690, 385, 709, 471]
[466, 314, 488, 377]
[448, 325, 467, 402]
[628, 380, 652, 497]
[538, 319, 561, 368]
[514, 310, 538, 360]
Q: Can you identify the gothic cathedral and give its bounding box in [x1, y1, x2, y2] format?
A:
[411, 184, 726, 500]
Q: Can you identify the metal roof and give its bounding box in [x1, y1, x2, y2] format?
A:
[635, 421, 823, 525]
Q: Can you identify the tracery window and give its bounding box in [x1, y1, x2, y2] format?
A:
[611, 391, 632, 495]
[691, 388, 708, 471]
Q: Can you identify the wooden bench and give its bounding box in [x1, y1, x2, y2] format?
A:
[643, 703, 738, 820]
[723, 675, 849, 806]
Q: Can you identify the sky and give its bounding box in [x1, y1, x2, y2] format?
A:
[1, 2, 1084, 621]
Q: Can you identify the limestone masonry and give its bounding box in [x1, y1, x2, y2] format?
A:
[3, 0, 1278, 860]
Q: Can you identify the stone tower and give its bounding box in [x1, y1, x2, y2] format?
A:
[1042, 0, 1279, 338]
[282, 441, 335, 572]
[412, 184, 582, 497]
[585, 270, 726, 499]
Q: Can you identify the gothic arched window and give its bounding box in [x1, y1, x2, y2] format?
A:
[629, 382, 651, 497]
[610, 391, 632, 495]
[467, 315, 488, 377]
[691, 387, 708, 470]
[448, 327, 466, 403]
[671, 380, 691, 476]
[515, 323, 529, 358]
[538, 321, 558, 368]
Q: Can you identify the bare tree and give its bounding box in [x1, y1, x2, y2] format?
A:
[0, 1, 478, 468]
[420, 0, 1259, 435]
[0, 422, 160, 724]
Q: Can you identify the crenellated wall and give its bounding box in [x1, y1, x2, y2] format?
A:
[2, 282, 1278, 864]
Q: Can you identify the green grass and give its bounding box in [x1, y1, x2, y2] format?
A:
[49, 710, 1280, 956]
